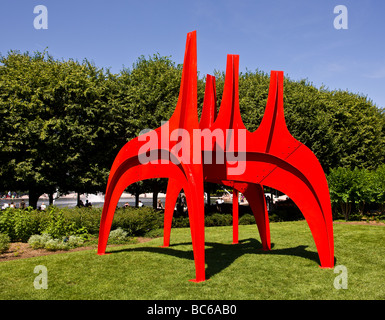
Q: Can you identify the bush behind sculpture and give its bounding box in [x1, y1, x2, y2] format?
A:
[0, 206, 163, 242]
[28, 233, 85, 251]
[0, 233, 10, 253]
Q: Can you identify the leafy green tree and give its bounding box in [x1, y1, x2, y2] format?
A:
[218, 70, 385, 173]
[373, 165, 385, 212]
[327, 167, 356, 220]
[327, 167, 376, 220]
[0, 51, 115, 208]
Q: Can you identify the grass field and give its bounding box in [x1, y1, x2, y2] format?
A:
[0, 221, 384, 300]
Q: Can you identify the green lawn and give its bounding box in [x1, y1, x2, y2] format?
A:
[0, 221, 384, 300]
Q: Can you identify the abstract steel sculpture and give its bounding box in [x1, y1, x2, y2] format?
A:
[98, 31, 334, 282]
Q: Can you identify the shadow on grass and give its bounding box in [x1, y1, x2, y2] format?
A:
[109, 238, 323, 279]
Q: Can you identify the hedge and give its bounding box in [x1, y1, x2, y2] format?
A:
[0, 206, 163, 242]
[0, 206, 262, 243]
[1, 203, 323, 244]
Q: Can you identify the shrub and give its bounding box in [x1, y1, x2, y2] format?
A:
[205, 213, 233, 227]
[327, 166, 385, 220]
[109, 228, 129, 241]
[172, 216, 190, 228]
[239, 214, 255, 225]
[13, 211, 37, 242]
[60, 207, 102, 234]
[268, 206, 303, 222]
[42, 207, 73, 238]
[1, 206, 164, 243]
[0, 209, 40, 242]
[28, 234, 84, 251]
[112, 208, 163, 236]
[70, 226, 90, 241]
[0, 233, 10, 254]
[45, 239, 69, 251]
[28, 233, 52, 249]
[108, 227, 139, 245]
[66, 235, 84, 248]
[0, 210, 15, 240]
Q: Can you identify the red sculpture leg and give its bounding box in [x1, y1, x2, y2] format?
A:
[183, 172, 206, 282]
[232, 188, 239, 244]
[98, 160, 188, 255]
[162, 178, 181, 247]
[240, 183, 271, 250]
[259, 147, 334, 267]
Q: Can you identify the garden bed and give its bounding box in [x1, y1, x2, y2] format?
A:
[0, 237, 153, 262]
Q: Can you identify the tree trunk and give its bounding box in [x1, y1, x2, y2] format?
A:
[48, 192, 54, 206]
[153, 191, 158, 209]
[28, 189, 41, 209]
[341, 202, 351, 221]
[135, 192, 140, 207]
[205, 183, 212, 206]
[358, 201, 365, 215]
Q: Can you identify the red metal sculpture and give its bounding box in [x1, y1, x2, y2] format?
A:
[98, 31, 334, 282]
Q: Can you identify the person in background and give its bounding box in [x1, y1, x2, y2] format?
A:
[19, 199, 26, 209]
[157, 199, 164, 210]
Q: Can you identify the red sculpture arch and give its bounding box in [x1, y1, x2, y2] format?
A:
[97, 31, 334, 282]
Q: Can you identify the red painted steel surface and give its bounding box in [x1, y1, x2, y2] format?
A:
[98, 31, 334, 282]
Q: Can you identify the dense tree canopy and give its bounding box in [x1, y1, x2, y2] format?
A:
[0, 50, 384, 208]
[214, 70, 385, 173]
[0, 51, 117, 207]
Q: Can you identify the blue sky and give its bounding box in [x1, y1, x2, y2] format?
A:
[1, 0, 384, 108]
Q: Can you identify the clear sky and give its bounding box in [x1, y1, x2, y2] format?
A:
[1, 0, 384, 108]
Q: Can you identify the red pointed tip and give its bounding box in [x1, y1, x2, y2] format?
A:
[187, 30, 197, 38]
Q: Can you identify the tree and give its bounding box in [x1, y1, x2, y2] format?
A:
[327, 167, 376, 220]
[373, 165, 385, 213]
[125, 181, 149, 208]
[327, 167, 355, 220]
[0, 50, 115, 208]
[219, 70, 385, 174]
[0, 50, 64, 207]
